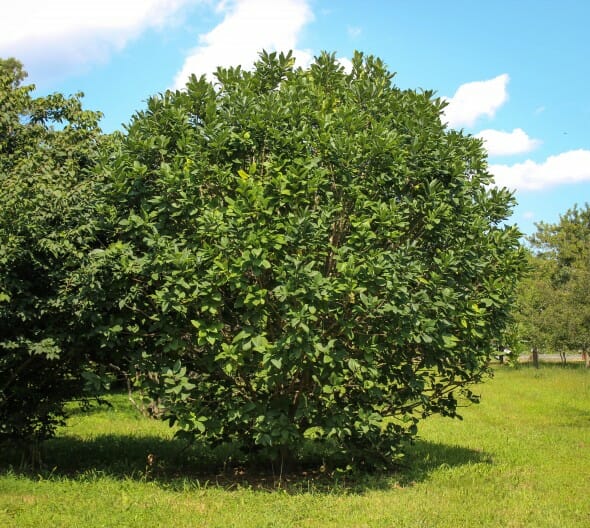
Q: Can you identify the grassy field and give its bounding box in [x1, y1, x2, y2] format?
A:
[1, 364, 589, 527]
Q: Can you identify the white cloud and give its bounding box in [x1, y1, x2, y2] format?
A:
[490, 149, 590, 190]
[523, 211, 535, 220]
[347, 26, 362, 38]
[0, 0, 194, 79]
[336, 57, 353, 74]
[476, 128, 541, 157]
[173, 0, 313, 88]
[442, 74, 509, 128]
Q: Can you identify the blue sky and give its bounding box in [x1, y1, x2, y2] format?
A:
[1, 0, 589, 236]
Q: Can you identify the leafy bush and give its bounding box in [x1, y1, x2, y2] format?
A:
[71, 51, 526, 467]
[0, 58, 106, 443]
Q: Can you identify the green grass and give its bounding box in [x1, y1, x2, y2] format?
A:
[1, 364, 589, 527]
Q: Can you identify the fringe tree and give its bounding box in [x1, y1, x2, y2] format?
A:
[75, 51, 526, 467]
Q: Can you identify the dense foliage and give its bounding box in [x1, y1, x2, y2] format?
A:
[0, 58, 106, 442]
[517, 205, 590, 365]
[66, 51, 526, 466]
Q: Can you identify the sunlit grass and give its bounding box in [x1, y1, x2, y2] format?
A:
[1, 365, 589, 527]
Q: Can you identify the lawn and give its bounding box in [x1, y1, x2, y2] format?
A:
[1, 364, 589, 527]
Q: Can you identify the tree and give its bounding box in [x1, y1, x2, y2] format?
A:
[0, 58, 107, 445]
[72, 51, 526, 467]
[520, 205, 590, 366]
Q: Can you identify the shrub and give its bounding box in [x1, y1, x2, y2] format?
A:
[74, 51, 526, 467]
[0, 58, 106, 444]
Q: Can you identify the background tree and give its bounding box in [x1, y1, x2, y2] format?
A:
[0, 58, 107, 445]
[70, 50, 526, 468]
[518, 205, 590, 366]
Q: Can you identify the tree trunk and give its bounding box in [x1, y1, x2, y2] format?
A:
[532, 347, 539, 369]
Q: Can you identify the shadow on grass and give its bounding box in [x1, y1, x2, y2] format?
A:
[401, 439, 492, 486]
[515, 360, 588, 370]
[0, 434, 491, 494]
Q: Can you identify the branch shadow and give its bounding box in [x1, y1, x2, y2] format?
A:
[0, 433, 492, 494]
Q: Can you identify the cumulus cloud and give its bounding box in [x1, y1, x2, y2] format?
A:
[0, 0, 194, 79]
[442, 73, 509, 128]
[490, 149, 590, 190]
[476, 128, 541, 157]
[173, 0, 314, 88]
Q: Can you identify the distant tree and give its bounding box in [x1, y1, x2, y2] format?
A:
[519, 205, 590, 366]
[0, 58, 107, 445]
[74, 50, 526, 468]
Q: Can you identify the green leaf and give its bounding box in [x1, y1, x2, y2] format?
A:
[442, 335, 459, 348]
[270, 358, 282, 370]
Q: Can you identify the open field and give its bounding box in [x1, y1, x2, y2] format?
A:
[1, 364, 589, 527]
